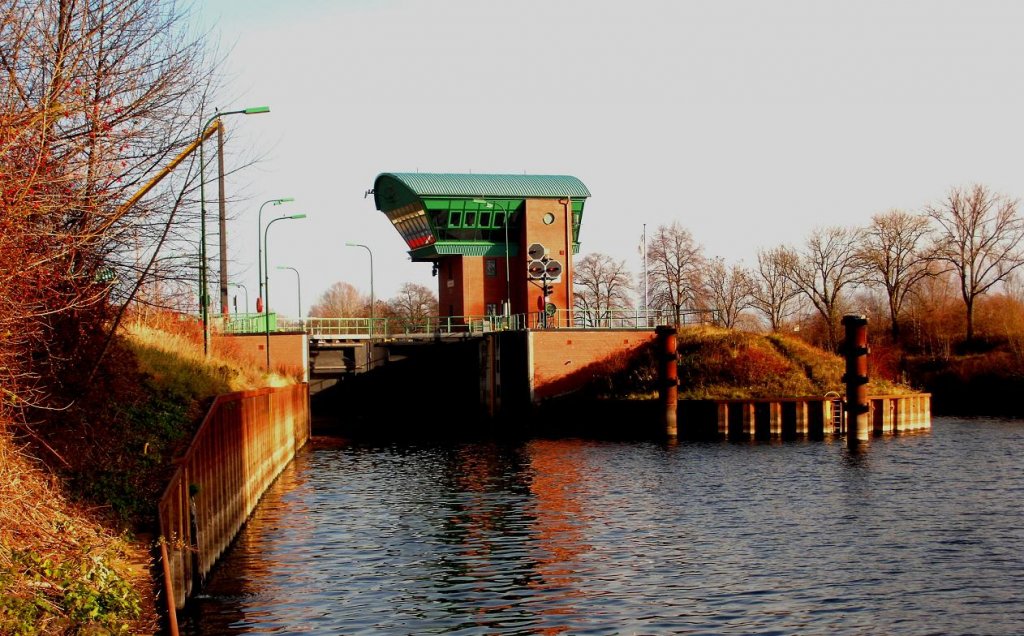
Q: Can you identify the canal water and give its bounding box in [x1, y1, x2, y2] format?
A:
[183, 418, 1024, 634]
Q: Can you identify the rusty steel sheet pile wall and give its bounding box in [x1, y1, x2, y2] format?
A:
[158, 383, 310, 611]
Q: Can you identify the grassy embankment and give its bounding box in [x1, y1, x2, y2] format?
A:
[1, 322, 293, 635]
[586, 325, 911, 400]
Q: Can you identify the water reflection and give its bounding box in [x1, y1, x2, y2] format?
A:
[523, 441, 593, 635]
[184, 419, 1024, 635]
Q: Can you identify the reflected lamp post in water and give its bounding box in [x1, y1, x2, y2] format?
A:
[346, 242, 374, 336]
[473, 198, 512, 319]
[263, 213, 306, 371]
[256, 197, 294, 313]
[276, 266, 302, 329]
[198, 105, 270, 357]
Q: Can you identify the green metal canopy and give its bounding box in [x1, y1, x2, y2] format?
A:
[372, 173, 590, 261]
[376, 173, 590, 201]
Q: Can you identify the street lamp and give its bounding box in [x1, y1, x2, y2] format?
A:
[230, 282, 248, 314]
[473, 198, 512, 318]
[346, 243, 374, 336]
[275, 266, 302, 329]
[257, 197, 295, 313]
[264, 213, 306, 371]
[199, 105, 270, 357]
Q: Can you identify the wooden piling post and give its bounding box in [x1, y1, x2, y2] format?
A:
[841, 314, 870, 444]
[656, 326, 679, 437]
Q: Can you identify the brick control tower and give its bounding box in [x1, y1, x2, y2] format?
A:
[372, 173, 590, 327]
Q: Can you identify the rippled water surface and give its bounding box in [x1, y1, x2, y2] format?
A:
[184, 418, 1024, 634]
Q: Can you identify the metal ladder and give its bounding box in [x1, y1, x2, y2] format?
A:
[825, 391, 844, 434]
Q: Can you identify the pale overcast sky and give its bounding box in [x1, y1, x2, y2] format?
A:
[196, 0, 1024, 317]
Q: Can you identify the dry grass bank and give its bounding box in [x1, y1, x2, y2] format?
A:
[1, 319, 297, 634]
[587, 325, 912, 400]
[0, 432, 154, 634]
[127, 323, 295, 395]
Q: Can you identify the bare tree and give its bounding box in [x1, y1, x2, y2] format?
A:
[783, 226, 866, 350]
[926, 184, 1024, 341]
[704, 258, 754, 328]
[573, 252, 633, 326]
[751, 246, 801, 332]
[387, 283, 438, 327]
[859, 209, 935, 340]
[308, 281, 369, 317]
[0, 0, 216, 417]
[1, 0, 210, 268]
[902, 269, 961, 357]
[646, 221, 705, 327]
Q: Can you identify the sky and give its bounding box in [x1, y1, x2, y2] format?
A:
[195, 0, 1024, 318]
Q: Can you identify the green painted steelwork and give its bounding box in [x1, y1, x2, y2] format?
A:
[423, 198, 524, 246]
[221, 312, 277, 333]
[373, 173, 589, 259]
[414, 241, 517, 258]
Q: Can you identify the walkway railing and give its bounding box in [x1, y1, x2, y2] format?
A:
[218, 312, 276, 334]
[302, 314, 528, 337]
[214, 308, 720, 338]
[558, 308, 719, 329]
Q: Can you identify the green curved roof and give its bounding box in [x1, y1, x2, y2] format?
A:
[374, 173, 590, 205]
[372, 172, 589, 260]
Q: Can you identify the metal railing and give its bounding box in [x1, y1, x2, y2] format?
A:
[302, 314, 526, 337]
[212, 308, 720, 338]
[559, 308, 718, 329]
[218, 312, 276, 334]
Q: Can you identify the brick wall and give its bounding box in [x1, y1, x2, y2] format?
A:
[437, 257, 464, 317]
[530, 330, 656, 401]
[214, 332, 308, 380]
[522, 199, 574, 319]
[437, 255, 514, 318]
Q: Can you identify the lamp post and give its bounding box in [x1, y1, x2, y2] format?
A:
[257, 197, 294, 313]
[230, 282, 248, 314]
[264, 213, 306, 371]
[276, 266, 302, 329]
[473, 198, 512, 318]
[199, 105, 270, 357]
[346, 242, 374, 336]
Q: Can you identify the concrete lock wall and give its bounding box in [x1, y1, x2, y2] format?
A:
[479, 329, 658, 409]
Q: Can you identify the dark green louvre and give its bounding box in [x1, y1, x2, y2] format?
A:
[373, 173, 590, 260]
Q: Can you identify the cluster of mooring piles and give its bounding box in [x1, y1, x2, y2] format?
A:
[656, 316, 932, 445]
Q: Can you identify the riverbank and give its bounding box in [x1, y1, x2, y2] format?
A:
[0, 320, 296, 634]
